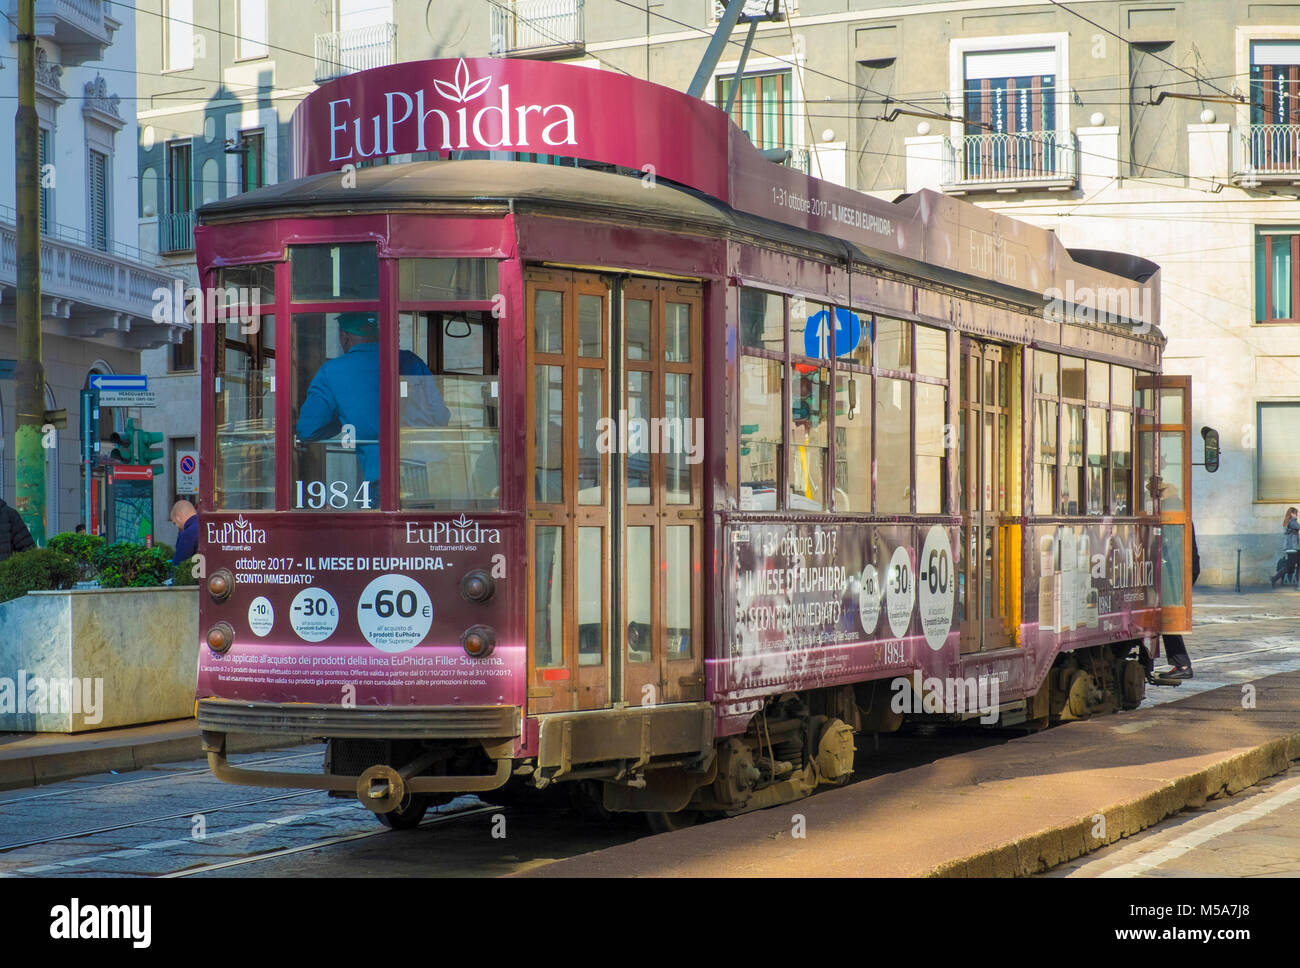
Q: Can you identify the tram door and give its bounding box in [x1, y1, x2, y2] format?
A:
[1139, 375, 1193, 634]
[959, 340, 1012, 652]
[525, 270, 704, 716]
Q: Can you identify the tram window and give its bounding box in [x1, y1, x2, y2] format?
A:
[577, 368, 604, 506]
[578, 294, 603, 358]
[219, 262, 275, 301]
[1111, 410, 1132, 514]
[290, 243, 377, 301]
[740, 288, 784, 352]
[1158, 388, 1184, 425]
[792, 301, 829, 358]
[664, 372, 692, 505]
[534, 289, 563, 354]
[915, 325, 947, 379]
[665, 301, 690, 362]
[399, 311, 500, 510]
[626, 371, 652, 504]
[1086, 407, 1109, 515]
[535, 365, 564, 505]
[665, 527, 693, 660]
[1060, 356, 1085, 400]
[876, 377, 912, 513]
[916, 383, 946, 514]
[626, 298, 652, 360]
[1062, 404, 1085, 514]
[214, 314, 275, 509]
[1112, 366, 1133, 408]
[577, 528, 602, 667]
[1159, 433, 1185, 509]
[398, 258, 498, 302]
[739, 356, 783, 510]
[841, 308, 871, 369]
[627, 526, 653, 663]
[790, 365, 829, 511]
[1087, 361, 1110, 404]
[1034, 351, 1058, 395]
[1138, 428, 1156, 514]
[1035, 400, 1058, 513]
[876, 317, 912, 372]
[1134, 376, 1154, 412]
[292, 312, 384, 511]
[834, 373, 871, 512]
[535, 527, 564, 668]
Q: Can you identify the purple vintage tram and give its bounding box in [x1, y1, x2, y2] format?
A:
[195, 58, 1182, 828]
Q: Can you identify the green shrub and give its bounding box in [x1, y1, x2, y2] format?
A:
[47, 532, 105, 581]
[174, 556, 199, 586]
[0, 548, 79, 604]
[90, 542, 175, 589]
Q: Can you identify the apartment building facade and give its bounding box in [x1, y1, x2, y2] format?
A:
[136, 0, 1299, 584]
[1, 0, 181, 539]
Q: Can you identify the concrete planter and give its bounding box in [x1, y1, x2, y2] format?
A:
[0, 587, 198, 733]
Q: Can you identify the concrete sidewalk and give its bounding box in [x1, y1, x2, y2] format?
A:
[0, 719, 315, 791]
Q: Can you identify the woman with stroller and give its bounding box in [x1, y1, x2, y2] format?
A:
[1270, 507, 1300, 587]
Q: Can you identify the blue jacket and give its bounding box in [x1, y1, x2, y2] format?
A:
[294, 342, 451, 482]
[172, 514, 198, 565]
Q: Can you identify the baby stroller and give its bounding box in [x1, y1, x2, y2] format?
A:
[1276, 550, 1300, 586]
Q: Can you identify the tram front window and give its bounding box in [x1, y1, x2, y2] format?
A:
[215, 314, 275, 510]
[399, 310, 499, 510]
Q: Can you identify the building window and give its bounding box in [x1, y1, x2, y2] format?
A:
[1259, 402, 1300, 500]
[171, 325, 195, 372]
[166, 140, 193, 215]
[88, 150, 109, 251]
[962, 48, 1059, 178]
[38, 127, 53, 235]
[1256, 228, 1299, 323]
[238, 0, 268, 59]
[239, 128, 265, 192]
[716, 70, 793, 153]
[1251, 42, 1300, 126]
[164, 0, 195, 71]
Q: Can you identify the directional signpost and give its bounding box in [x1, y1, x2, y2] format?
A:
[90, 374, 157, 407]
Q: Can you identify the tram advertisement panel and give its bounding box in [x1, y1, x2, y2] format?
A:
[1023, 521, 1159, 647]
[719, 521, 959, 700]
[195, 514, 524, 708]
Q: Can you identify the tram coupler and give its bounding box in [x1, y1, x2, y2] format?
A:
[357, 765, 407, 814]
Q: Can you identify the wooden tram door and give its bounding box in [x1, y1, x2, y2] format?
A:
[1139, 374, 1193, 634]
[525, 269, 704, 715]
[959, 340, 1012, 652]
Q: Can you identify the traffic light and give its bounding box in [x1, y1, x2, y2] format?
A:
[137, 428, 165, 475]
[108, 418, 138, 463]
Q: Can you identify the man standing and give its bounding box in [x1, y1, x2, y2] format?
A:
[169, 500, 198, 565]
[0, 499, 35, 563]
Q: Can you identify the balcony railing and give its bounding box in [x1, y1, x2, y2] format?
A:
[1234, 124, 1300, 184]
[943, 131, 1078, 191]
[314, 23, 398, 83]
[158, 211, 195, 254]
[490, 0, 584, 57]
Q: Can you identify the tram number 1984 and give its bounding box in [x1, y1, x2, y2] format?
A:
[295, 480, 373, 509]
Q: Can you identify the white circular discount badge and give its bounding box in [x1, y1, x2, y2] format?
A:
[919, 525, 956, 651]
[357, 574, 433, 653]
[289, 587, 339, 642]
[885, 544, 915, 639]
[247, 596, 274, 637]
[858, 564, 882, 634]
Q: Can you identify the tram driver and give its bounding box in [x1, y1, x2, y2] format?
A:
[295, 311, 451, 493]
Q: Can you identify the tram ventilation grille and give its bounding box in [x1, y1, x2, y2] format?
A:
[328, 739, 391, 777]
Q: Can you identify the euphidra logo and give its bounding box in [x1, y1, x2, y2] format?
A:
[329, 58, 577, 162]
[50, 899, 151, 949]
[206, 515, 268, 547]
[405, 514, 501, 547]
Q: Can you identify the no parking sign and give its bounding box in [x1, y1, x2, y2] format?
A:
[177, 451, 198, 494]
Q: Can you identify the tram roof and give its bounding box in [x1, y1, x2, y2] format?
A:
[199, 160, 1163, 340]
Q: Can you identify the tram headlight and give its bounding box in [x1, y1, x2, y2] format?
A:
[460, 569, 495, 604]
[461, 624, 497, 658]
[206, 622, 236, 654]
[207, 568, 235, 602]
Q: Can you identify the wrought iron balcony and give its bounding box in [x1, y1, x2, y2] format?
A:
[490, 0, 584, 58]
[158, 211, 195, 255]
[11, 0, 119, 67]
[0, 205, 186, 349]
[942, 130, 1078, 193]
[314, 23, 398, 83]
[1233, 124, 1300, 186]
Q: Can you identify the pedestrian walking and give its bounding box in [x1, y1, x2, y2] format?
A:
[1270, 507, 1299, 588]
[0, 498, 36, 564]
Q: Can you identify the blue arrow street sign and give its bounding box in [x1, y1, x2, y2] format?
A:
[89, 373, 148, 392]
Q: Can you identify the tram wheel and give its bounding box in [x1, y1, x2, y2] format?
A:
[644, 810, 700, 834]
[377, 794, 431, 830]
